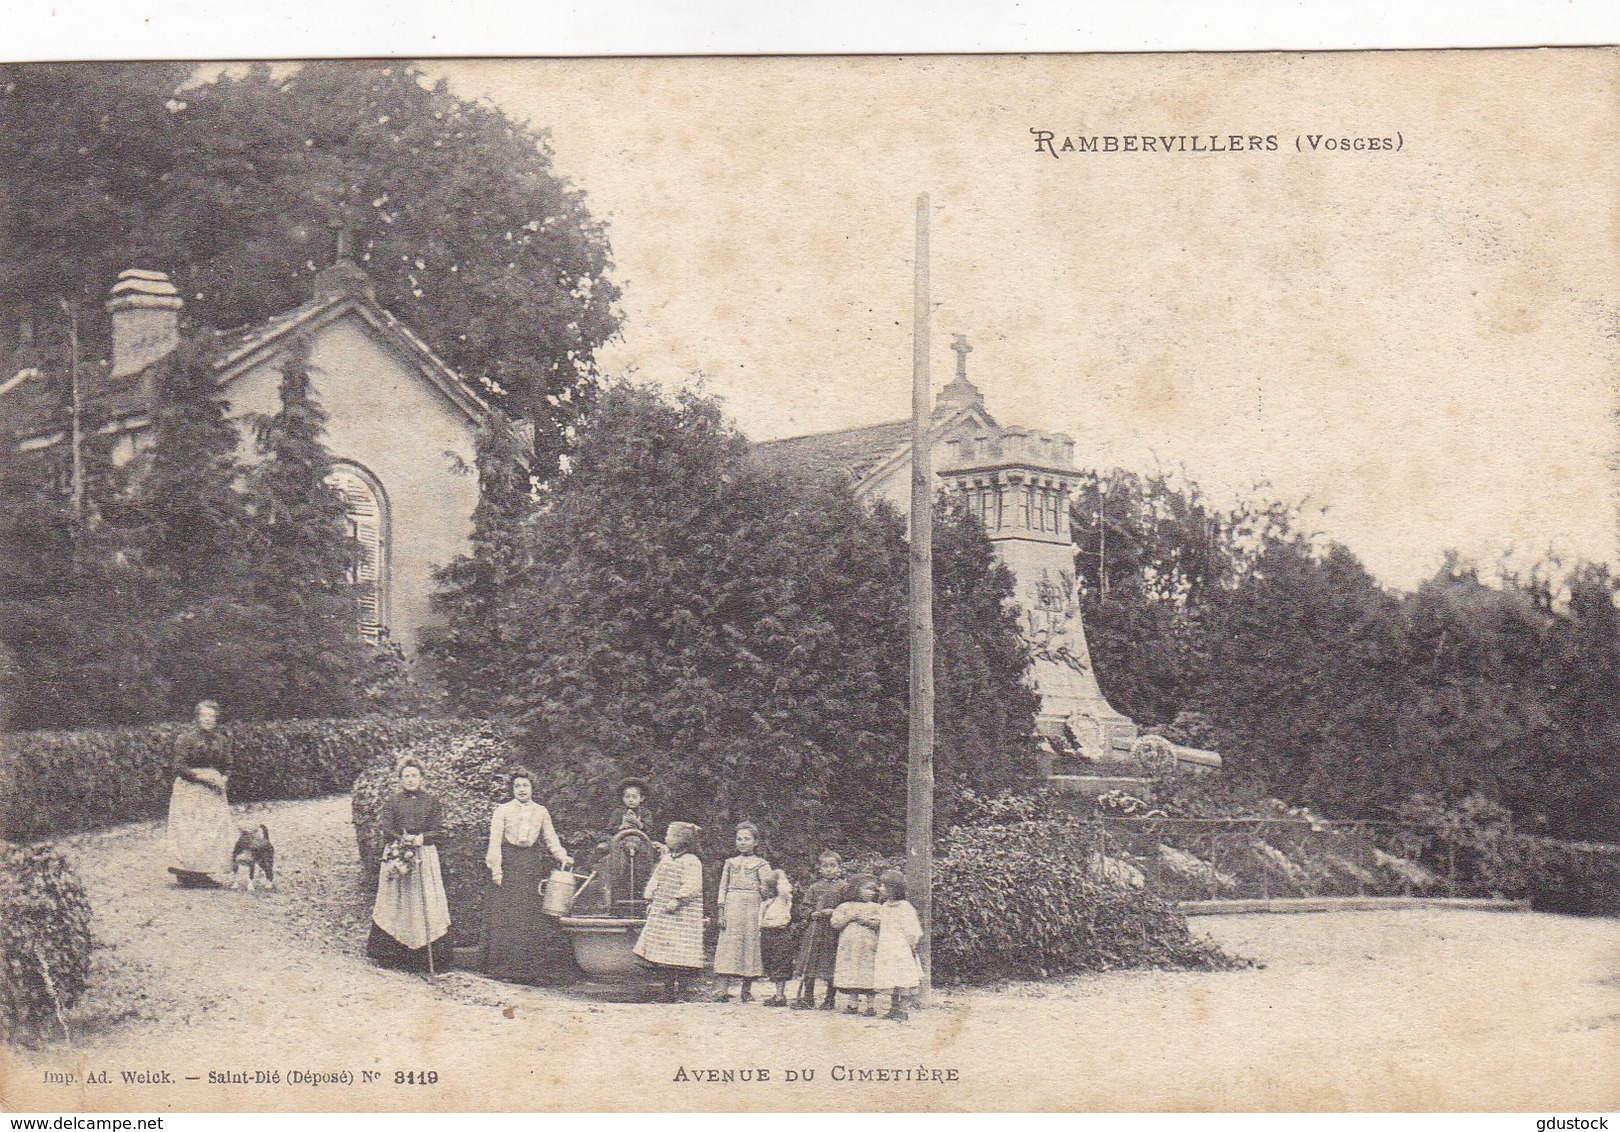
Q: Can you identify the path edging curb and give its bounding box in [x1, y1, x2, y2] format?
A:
[1179, 895, 1530, 916]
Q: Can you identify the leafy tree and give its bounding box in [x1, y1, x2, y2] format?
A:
[0, 359, 172, 729]
[1400, 556, 1555, 809]
[112, 335, 268, 718]
[930, 500, 1041, 814]
[0, 60, 620, 462]
[1195, 539, 1425, 817]
[425, 406, 542, 711]
[1072, 470, 1426, 816]
[1069, 465, 1620, 835]
[429, 382, 1037, 861]
[1514, 563, 1620, 840]
[245, 336, 367, 718]
[1070, 469, 1241, 727]
[0, 64, 194, 326]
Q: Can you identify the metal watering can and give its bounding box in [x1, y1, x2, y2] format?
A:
[541, 869, 594, 917]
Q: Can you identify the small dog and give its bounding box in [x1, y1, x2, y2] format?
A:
[231, 825, 275, 891]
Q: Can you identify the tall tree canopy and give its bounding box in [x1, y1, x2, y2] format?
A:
[427, 382, 1038, 860]
[0, 334, 373, 728]
[245, 337, 368, 720]
[1071, 472, 1620, 842]
[0, 60, 620, 458]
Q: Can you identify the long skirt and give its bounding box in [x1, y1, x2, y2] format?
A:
[368, 845, 453, 971]
[167, 772, 234, 877]
[483, 841, 577, 985]
[712, 888, 764, 977]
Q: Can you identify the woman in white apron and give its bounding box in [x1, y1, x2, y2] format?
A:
[166, 699, 235, 888]
[366, 757, 453, 972]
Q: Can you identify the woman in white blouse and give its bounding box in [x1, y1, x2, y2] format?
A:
[483, 769, 575, 984]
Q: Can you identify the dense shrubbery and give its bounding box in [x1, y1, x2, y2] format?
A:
[973, 783, 1620, 914]
[0, 717, 492, 839]
[428, 382, 1039, 867]
[1524, 840, 1620, 916]
[931, 819, 1240, 983]
[956, 787, 1446, 904]
[1383, 792, 1528, 896]
[0, 841, 92, 1043]
[1074, 470, 1620, 845]
[1376, 791, 1620, 914]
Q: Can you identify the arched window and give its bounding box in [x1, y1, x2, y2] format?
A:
[326, 461, 390, 643]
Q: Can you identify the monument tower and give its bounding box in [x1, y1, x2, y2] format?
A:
[755, 334, 1144, 762]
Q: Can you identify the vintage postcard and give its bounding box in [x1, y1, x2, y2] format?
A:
[1, 49, 1617, 1115]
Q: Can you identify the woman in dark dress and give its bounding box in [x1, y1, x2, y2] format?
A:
[367, 758, 453, 972]
[167, 699, 235, 889]
[482, 768, 575, 984]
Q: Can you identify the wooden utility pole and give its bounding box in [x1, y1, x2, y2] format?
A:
[59, 299, 84, 530]
[907, 193, 935, 992]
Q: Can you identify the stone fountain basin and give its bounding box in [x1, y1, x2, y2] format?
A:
[558, 916, 654, 980]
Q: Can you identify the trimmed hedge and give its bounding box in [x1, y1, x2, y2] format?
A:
[932, 820, 1242, 983]
[1, 841, 92, 1043]
[1524, 840, 1620, 916]
[1, 717, 497, 840]
[350, 745, 1244, 977]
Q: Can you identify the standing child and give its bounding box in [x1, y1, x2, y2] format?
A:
[712, 821, 772, 1003]
[758, 868, 796, 1006]
[633, 822, 705, 1002]
[792, 851, 846, 1010]
[830, 875, 882, 1016]
[872, 869, 924, 1022]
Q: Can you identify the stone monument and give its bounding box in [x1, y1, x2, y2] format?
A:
[756, 334, 1212, 772]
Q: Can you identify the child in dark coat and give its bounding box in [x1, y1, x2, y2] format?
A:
[792, 850, 846, 1010]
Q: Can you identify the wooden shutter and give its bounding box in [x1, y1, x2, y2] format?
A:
[326, 465, 389, 643]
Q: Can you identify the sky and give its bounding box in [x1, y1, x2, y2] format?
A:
[437, 52, 1618, 592]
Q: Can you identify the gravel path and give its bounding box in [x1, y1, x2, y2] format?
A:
[4, 795, 1618, 1112]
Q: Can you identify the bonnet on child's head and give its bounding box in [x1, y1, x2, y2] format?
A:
[664, 821, 700, 852]
[843, 874, 876, 901]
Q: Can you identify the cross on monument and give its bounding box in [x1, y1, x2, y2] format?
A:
[951, 333, 972, 380]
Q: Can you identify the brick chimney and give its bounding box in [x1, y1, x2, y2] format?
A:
[106, 269, 183, 380]
[313, 221, 376, 303]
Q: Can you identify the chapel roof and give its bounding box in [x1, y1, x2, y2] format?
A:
[751, 419, 915, 485]
[4, 274, 487, 447]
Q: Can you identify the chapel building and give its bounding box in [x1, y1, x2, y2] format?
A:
[4, 263, 485, 650]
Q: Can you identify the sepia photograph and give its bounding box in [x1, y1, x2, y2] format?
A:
[1, 39, 1617, 1116]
